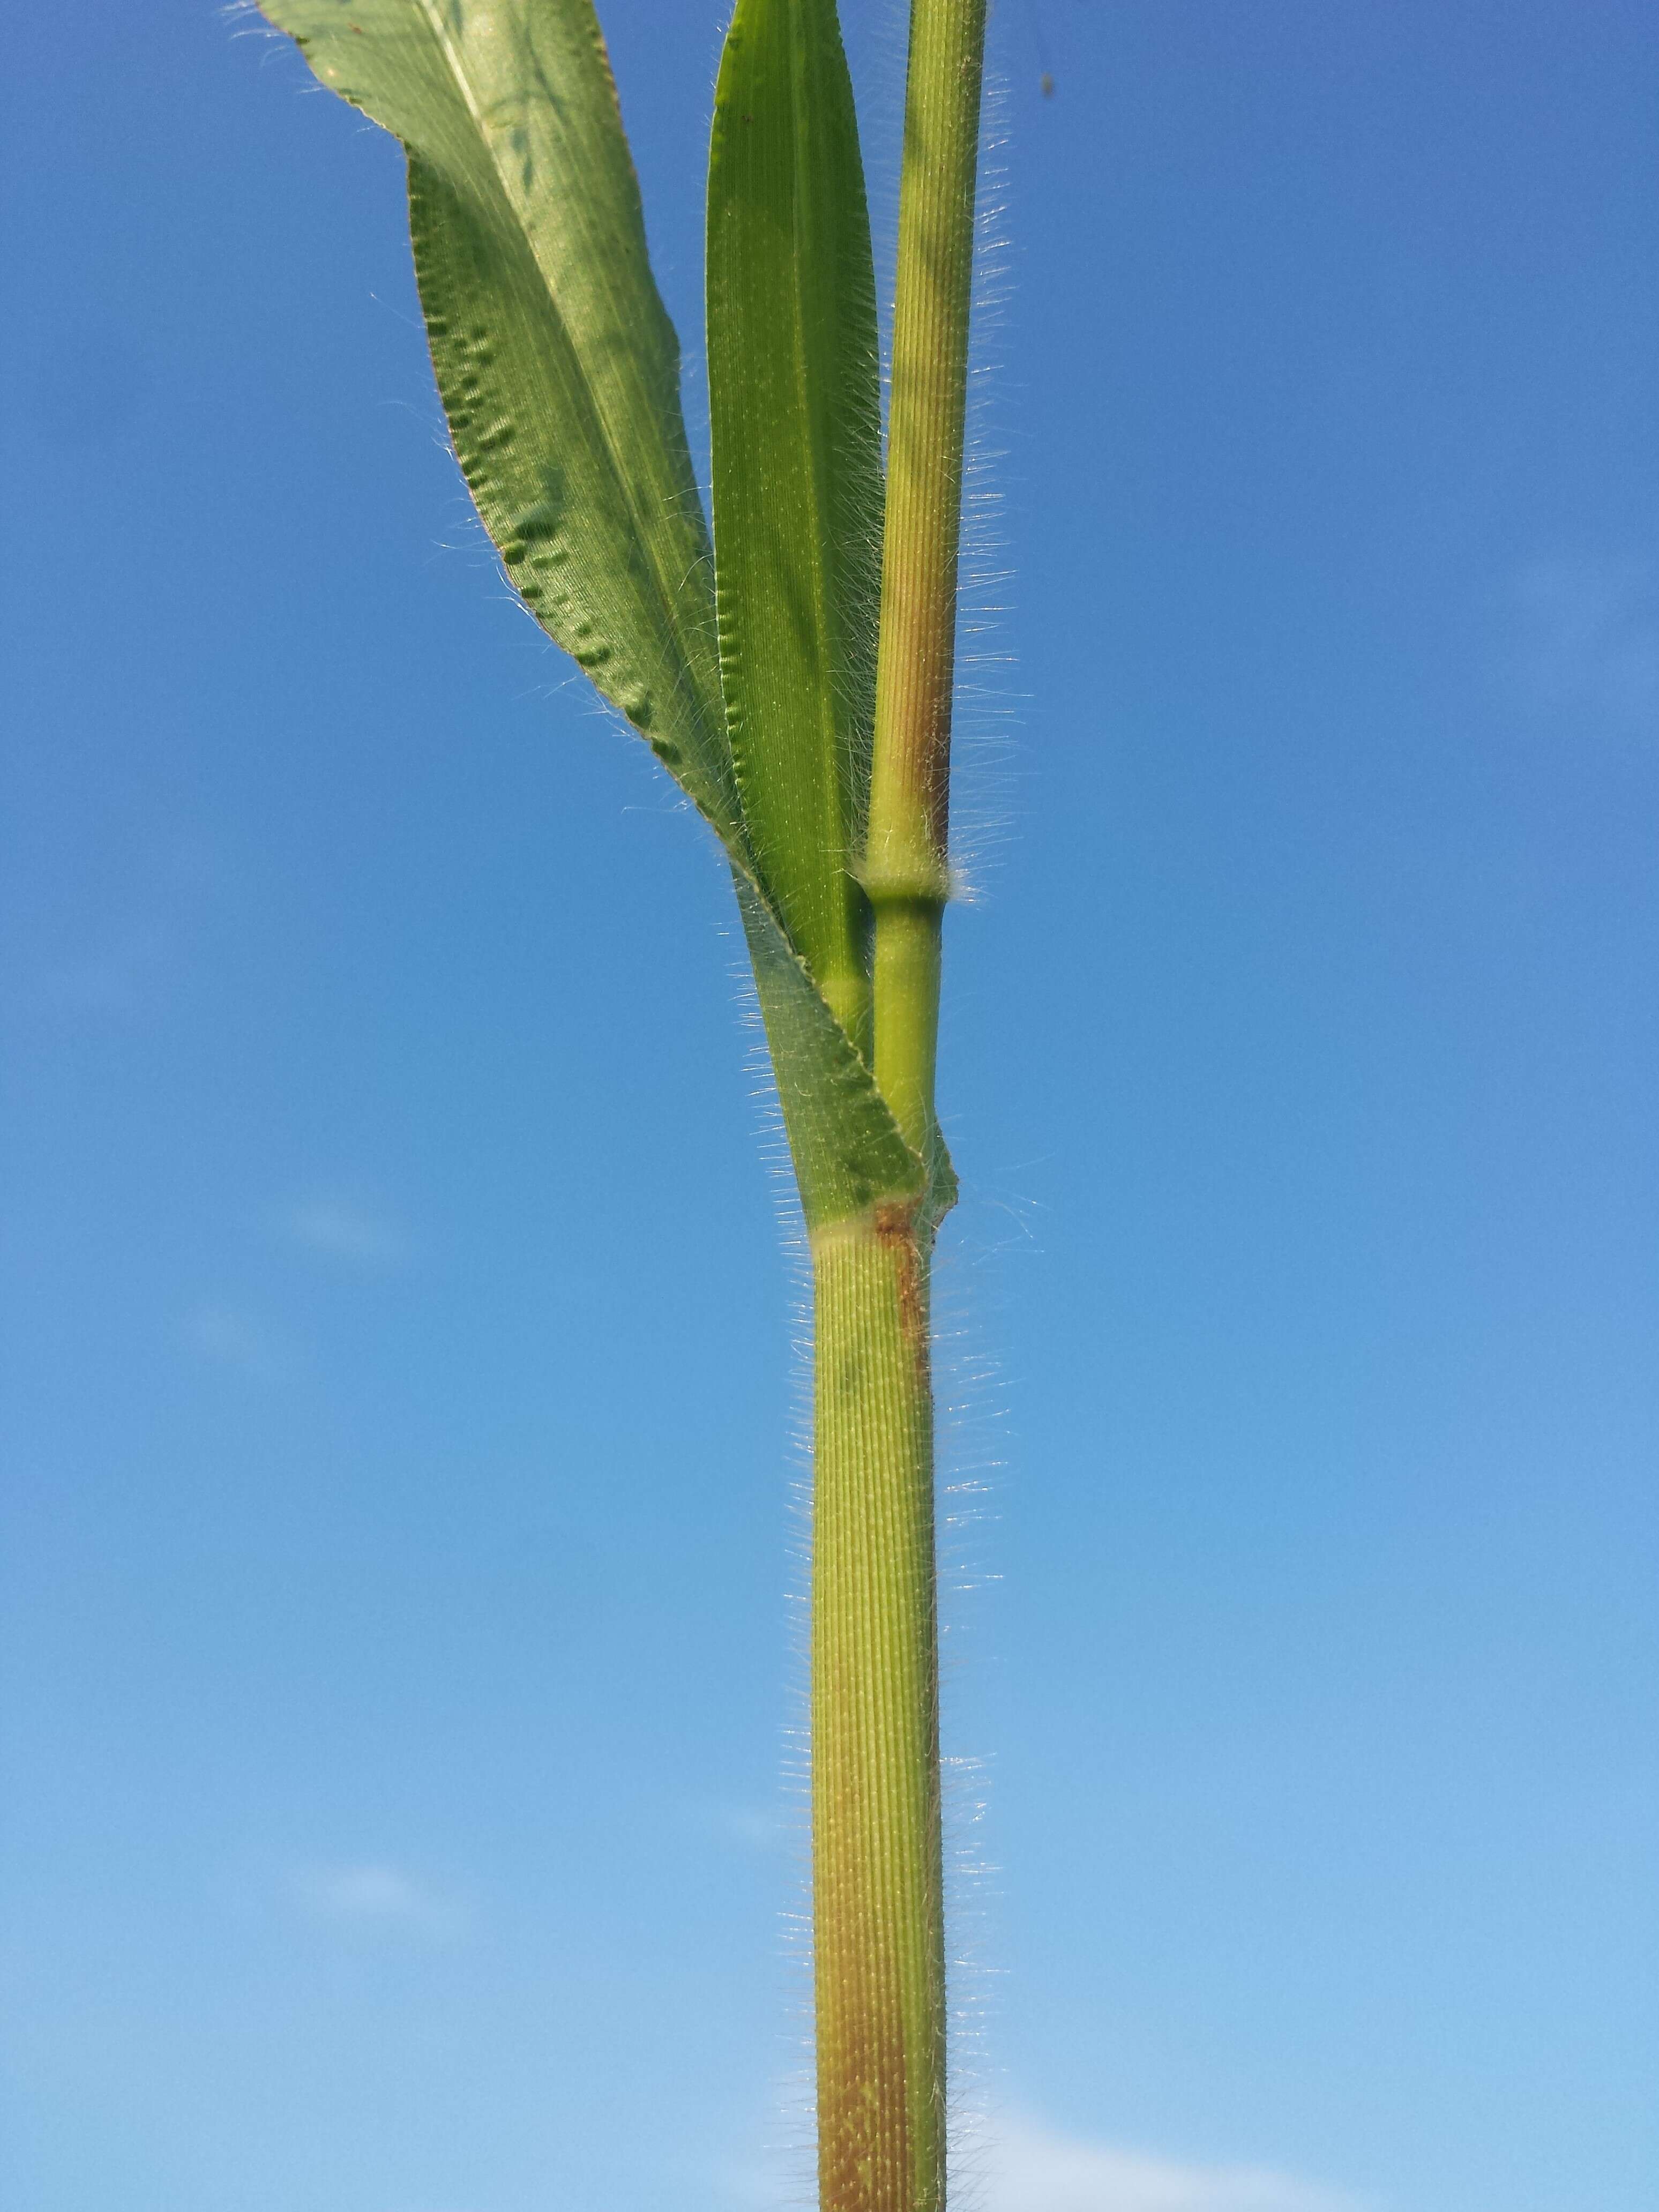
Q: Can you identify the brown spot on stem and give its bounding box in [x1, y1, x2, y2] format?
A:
[873, 1200, 929, 1381]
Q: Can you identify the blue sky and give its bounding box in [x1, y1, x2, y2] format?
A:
[2, 3, 1655, 2209]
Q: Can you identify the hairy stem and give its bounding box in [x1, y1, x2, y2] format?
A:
[812, 1204, 944, 2212]
[814, 4, 984, 2204]
[865, 0, 987, 1168]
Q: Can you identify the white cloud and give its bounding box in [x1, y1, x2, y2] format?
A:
[291, 1863, 466, 1939]
[978, 2114, 1363, 2212]
[1511, 555, 1659, 731]
[720, 2112, 1363, 2212]
[180, 1302, 283, 1380]
[283, 1196, 410, 1269]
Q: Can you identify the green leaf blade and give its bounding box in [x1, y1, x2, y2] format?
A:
[262, 0, 738, 843]
[707, 0, 885, 1049]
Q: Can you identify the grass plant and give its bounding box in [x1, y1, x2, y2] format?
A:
[255, 3, 987, 2204]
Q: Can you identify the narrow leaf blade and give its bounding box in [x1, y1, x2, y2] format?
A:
[707, 0, 884, 1041]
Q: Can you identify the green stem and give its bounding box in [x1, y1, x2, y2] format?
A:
[865, 0, 988, 1168]
[814, 6, 984, 2204]
[812, 1203, 944, 2212]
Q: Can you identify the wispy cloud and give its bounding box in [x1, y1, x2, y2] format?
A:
[979, 2114, 1364, 2212]
[290, 1863, 466, 1939]
[689, 1799, 796, 1853]
[282, 1195, 410, 1269]
[721, 2112, 1363, 2212]
[1509, 555, 1659, 733]
[180, 1302, 285, 1381]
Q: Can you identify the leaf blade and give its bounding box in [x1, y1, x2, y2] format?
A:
[707, 0, 884, 1045]
[263, 0, 738, 841]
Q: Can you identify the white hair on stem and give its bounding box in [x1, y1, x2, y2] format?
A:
[699, 3, 1029, 2198]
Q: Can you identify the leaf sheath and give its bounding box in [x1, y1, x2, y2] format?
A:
[811, 1205, 945, 2212]
[865, 0, 987, 1172]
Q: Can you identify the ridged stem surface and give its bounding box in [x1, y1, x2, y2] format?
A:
[814, 2, 986, 2203]
[812, 1205, 944, 2212]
